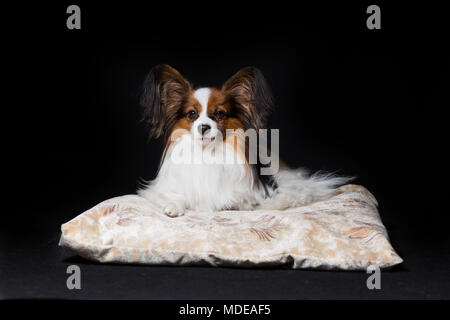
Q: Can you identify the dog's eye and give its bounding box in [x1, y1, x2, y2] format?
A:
[187, 110, 197, 120]
[214, 110, 227, 120]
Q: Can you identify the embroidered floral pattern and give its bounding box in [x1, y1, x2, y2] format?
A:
[59, 184, 403, 270]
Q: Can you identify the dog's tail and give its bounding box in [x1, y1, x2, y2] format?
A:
[257, 164, 353, 210]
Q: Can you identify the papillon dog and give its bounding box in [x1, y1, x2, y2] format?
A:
[138, 65, 350, 217]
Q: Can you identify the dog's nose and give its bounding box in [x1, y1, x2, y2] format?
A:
[198, 124, 211, 135]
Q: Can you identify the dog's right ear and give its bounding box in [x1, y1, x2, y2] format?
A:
[140, 64, 193, 139]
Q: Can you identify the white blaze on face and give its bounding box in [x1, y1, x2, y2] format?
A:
[192, 88, 218, 142]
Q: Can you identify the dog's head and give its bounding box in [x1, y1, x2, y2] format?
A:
[140, 65, 274, 146]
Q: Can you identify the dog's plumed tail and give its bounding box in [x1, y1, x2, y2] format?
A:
[258, 165, 353, 210]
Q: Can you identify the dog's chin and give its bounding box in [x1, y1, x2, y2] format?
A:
[197, 136, 216, 145]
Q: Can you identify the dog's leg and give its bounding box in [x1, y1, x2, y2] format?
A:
[138, 187, 186, 217]
[163, 201, 185, 218]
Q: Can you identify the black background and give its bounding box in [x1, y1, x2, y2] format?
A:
[1, 1, 449, 299]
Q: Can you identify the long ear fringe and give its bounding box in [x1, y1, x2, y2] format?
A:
[249, 67, 274, 129]
[140, 64, 192, 139]
[140, 64, 164, 139]
[223, 66, 274, 131]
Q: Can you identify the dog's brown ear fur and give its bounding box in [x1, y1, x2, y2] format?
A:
[140, 64, 193, 139]
[222, 67, 274, 131]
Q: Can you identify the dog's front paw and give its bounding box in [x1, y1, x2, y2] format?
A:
[163, 204, 185, 218]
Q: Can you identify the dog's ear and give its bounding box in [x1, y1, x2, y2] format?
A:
[140, 64, 193, 139]
[222, 67, 274, 130]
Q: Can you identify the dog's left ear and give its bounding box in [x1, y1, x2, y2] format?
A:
[222, 67, 274, 130]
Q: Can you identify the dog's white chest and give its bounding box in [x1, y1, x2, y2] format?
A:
[155, 138, 260, 211]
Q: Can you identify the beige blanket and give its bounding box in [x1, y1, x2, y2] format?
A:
[59, 185, 402, 270]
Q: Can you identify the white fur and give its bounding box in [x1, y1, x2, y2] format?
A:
[139, 135, 263, 216]
[139, 87, 350, 216]
[193, 88, 210, 112]
[139, 138, 350, 217]
[192, 88, 218, 142]
[257, 163, 351, 210]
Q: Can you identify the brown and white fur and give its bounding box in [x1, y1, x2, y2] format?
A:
[138, 65, 350, 217]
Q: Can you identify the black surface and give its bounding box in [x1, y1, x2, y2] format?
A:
[1, 223, 450, 299]
[2, 1, 449, 299]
